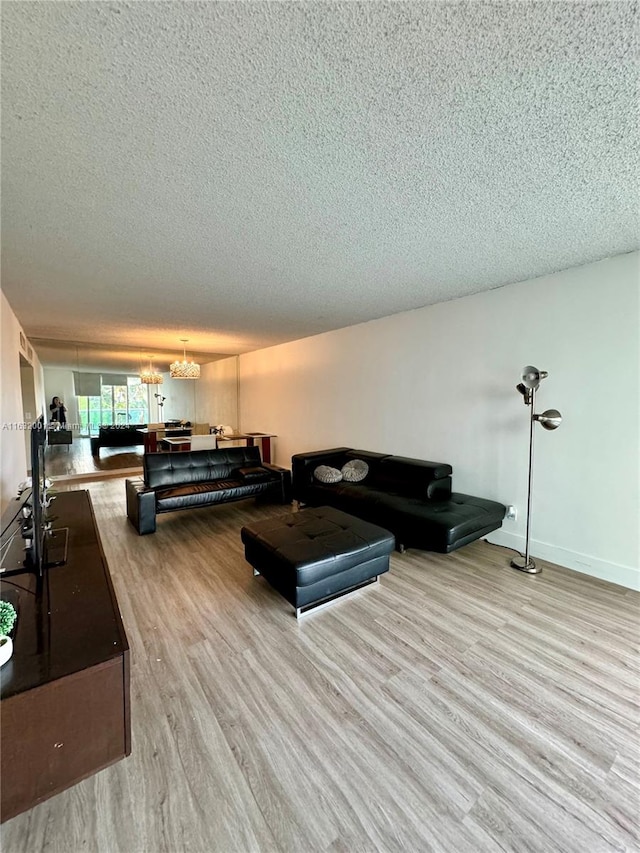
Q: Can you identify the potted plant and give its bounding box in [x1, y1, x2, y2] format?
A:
[0, 600, 17, 667]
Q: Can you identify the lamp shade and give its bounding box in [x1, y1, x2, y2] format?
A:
[170, 339, 200, 379]
[170, 360, 200, 379]
[521, 365, 548, 390]
[516, 383, 533, 404]
[534, 409, 562, 430]
[140, 355, 163, 384]
[140, 370, 163, 385]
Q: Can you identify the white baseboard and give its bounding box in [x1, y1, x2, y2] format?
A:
[486, 530, 640, 592]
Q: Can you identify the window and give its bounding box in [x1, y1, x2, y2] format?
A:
[77, 395, 101, 437]
[127, 378, 148, 424]
[77, 377, 149, 436]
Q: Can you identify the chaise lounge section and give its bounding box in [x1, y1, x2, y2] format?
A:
[292, 447, 506, 553]
[126, 446, 291, 535]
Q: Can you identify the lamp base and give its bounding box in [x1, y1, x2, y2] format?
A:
[510, 555, 541, 574]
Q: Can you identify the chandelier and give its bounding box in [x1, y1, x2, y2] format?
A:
[170, 339, 200, 379]
[140, 355, 163, 385]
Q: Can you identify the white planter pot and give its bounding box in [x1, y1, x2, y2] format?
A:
[0, 635, 13, 667]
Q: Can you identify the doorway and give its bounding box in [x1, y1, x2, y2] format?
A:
[19, 354, 37, 464]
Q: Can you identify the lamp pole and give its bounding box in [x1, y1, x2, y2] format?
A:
[511, 367, 562, 575]
[154, 393, 165, 421]
[511, 385, 538, 573]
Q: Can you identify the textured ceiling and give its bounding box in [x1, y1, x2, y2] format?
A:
[2, 1, 638, 359]
[30, 339, 229, 374]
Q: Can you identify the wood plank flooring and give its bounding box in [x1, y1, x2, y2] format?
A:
[2, 478, 639, 852]
[45, 436, 143, 478]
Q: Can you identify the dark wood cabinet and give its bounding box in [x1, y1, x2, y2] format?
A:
[0, 490, 130, 822]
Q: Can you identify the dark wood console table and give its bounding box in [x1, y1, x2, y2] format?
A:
[0, 490, 130, 822]
[137, 426, 192, 454]
[214, 432, 277, 463]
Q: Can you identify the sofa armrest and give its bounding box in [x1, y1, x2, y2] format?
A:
[261, 463, 293, 504]
[238, 466, 272, 482]
[90, 437, 100, 456]
[291, 448, 352, 500]
[426, 477, 452, 500]
[126, 478, 157, 535]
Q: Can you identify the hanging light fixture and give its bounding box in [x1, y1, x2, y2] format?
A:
[140, 355, 163, 385]
[170, 339, 200, 379]
[511, 365, 562, 574]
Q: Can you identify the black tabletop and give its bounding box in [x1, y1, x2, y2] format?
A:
[1, 490, 129, 700]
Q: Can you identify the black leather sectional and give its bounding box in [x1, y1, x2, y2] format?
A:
[126, 446, 291, 534]
[292, 447, 506, 553]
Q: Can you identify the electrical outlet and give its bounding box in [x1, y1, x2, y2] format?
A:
[506, 505, 517, 520]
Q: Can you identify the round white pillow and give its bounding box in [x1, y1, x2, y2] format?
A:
[314, 465, 343, 484]
[342, 459, 369, 482]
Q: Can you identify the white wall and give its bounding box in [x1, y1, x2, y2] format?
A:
[240, 252, 640, 590]
[160, 373, 198, 423]
[43, 368, 79, 427]
[1, 290, 45, 513]
[159, 357, 239, 428]
[198, 357, 239, 430]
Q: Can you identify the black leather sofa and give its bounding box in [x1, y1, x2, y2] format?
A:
[90, 424, 146, 456]
[126, 446, 291, 535]
[292, 448, 506, 553]
[90, 422, 190, 456]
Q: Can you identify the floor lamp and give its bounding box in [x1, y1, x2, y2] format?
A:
[511, 366, 562, 574]
[154, 393, 166, 421]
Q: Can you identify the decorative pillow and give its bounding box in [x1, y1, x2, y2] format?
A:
[313, 465, 343, 484]
[238, 466, 271, 482]
[342, 459, 369, 483]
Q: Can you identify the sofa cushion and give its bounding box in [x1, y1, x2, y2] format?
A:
[303, 482, 384, 520]
[145, 446, 263, 488]
[342, 459, 369, 482]
[155, 479, 272, 511]
[314, 465, 343, 484]
[239, 466, 273, 483]
[374, 456, 452, 497]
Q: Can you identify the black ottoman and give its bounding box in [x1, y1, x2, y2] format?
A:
[241, 506, 395, 618]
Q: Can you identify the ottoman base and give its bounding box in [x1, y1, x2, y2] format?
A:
[241, 507, 395, 618]
[253, 567, 381, 618]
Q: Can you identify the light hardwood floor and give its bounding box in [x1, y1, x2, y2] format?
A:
[2, 478, 639, 852]
[45, 436, 143, 479]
